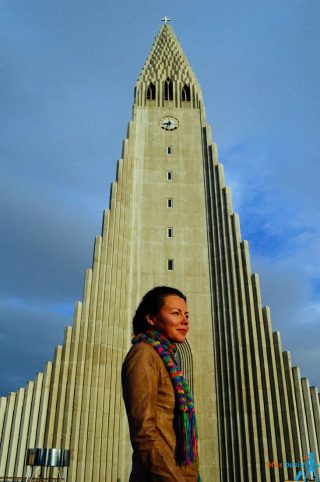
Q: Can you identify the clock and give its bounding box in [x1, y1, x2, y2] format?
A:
[160, 116, 179, 131]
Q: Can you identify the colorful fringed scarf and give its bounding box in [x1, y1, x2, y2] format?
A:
[132, 330, 201, 480]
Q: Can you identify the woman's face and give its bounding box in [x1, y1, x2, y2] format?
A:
[146, 295, 189, 343]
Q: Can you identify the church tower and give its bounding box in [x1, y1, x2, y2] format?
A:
[0, 21, 319, 482]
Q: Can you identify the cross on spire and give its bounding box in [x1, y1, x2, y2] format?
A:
[161, 16, 171, 25]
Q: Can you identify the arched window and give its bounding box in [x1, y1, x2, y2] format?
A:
[146, 82, 156, 100]
[181, 84, 191, 102]
[164, 78, 173, 101]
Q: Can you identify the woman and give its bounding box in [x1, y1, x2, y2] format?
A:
[121, 286, 201, 482]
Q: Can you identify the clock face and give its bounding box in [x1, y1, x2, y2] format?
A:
[160, 116, 179, 131]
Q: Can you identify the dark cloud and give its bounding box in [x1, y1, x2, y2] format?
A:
[0, 176, 99, 302]
[0, 298, 72, 396]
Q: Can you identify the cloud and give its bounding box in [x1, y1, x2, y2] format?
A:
[0, 297, 72, 396]
[250, 252, 320, 387]
[221, 135, 320, 388]
[0, 175, 98, 302]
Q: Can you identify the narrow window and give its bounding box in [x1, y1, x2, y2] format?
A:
[164, 78, 173, 101]
[167, 198, 173, 208]
[167, 171, 172, 181]
[168, 259, 174, 271]
[167, 146, 172, 155]
[167, 227, 173, 238]
[146, 82, 156, 100]
[181, 84, 191, 102]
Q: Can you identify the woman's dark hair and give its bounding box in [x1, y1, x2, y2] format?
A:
[133, 286, 187, 335]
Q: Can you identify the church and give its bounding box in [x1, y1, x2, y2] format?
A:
[0, 20, 319, 482]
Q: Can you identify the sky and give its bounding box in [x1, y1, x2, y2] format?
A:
[0, 0, 319, 396]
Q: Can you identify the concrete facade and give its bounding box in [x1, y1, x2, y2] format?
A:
[0, 24, 319, 482]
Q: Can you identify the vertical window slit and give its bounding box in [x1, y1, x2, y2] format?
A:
[181, 84, 191, 102]
[146, 82, 156, 100]
[164, 78, 173, 101]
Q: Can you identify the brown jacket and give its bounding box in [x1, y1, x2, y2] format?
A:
[122, 343, 199, 482]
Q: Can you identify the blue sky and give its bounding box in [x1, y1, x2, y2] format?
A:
[1, 0, 319, 395]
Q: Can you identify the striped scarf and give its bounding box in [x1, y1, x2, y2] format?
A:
[132, 330, 201, 477]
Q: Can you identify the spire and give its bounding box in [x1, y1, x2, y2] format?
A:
[135, 23, 203, 108]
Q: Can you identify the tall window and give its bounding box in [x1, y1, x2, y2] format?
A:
[168, 259, 174, 271]
[167, 171, 172, 181]
[146, 82, 156, 100]
[167, 198, 173, 208]
[164, 78, 173, 101]
[167, 227, 173, 238]
[167, 146, 172, 155]
[181, 84, 191, 102]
